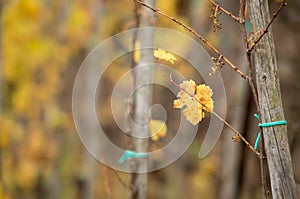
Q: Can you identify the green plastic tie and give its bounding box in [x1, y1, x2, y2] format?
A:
[253, 114, 287, 151]
[254, 132, 261, 150]
[118, 150, 148, 164]
[258, 120, 287, 127]
[254, 113, 260, 119]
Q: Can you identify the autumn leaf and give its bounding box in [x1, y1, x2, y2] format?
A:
[173, 80, 214, 125]
[196, 84, 214, 112]
[149, 119, 167, 141]
[153, 48, 177, 64]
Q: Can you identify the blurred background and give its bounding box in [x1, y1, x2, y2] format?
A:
[1, 0, 300, 198]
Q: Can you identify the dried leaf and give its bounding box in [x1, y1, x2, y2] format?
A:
[153, 48, 177, 64]
[173, 80, 214, 125]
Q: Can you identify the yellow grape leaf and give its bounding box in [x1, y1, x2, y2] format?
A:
[149, 119, 167, 141]
[196, 84, 214, 112]
[173, 80, 214, 125]
[153, 48, 177, 64]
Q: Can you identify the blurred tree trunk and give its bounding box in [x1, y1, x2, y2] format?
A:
[215, 2, 249, 198]
[76, 1, 103, 199]
[219, 62, 249, 199]
[76, 54, 99, 199]
[249, 0, 297, 198]
[130, 1, 156, 199]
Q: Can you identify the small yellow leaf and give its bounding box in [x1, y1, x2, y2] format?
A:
[133, 41, 140, 63]
[173, 80, 214, 125]
[173, 99, 182, 109]
[153, 49, 177, 64]
[149, 119, 167, 141]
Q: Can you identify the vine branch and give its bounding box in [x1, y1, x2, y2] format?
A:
[132, 0, 248, 80]
[208, 0, 245, 23]
[108, 167, 130, 188]
[239, 0, 260, 120]
[247, 1, 287, 52]
[103, 166, 112, 198]
[238, 0, 267, 195]
[164, 73, 260, 156]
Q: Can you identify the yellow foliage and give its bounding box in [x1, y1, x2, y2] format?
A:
[18, 0, 42, 18]
[189, 154, 219, 198]
[2, 0, 71, 194]
[45, 105, 68, 129]
[153, 49, 177, 64]
[173, 80, 214, 125]
[64, 3, 91, 46]
[149, 119, 167, 141]
[16, 160, 38, 190]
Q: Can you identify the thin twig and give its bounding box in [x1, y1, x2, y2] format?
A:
[108, 167, 130, 188]
[238, 0, 260, 124]
[126, 0, 143, 151]
[211, 110, 259, 156]
[103, 166, 112, 198]
[208, 0, 245, 23]
[239, 0, 266, 194]
[247, 1, 287, 52]
[209, 5, 222, 32]
[240, 0, 260, 123]
[247, 61, 260, 113]
[244, 0, 248, 19]
[165, 73, 260, 156]
[259, 130, 269, 199]
[133, 0, 248, 80]
[239, 0, 261, 117]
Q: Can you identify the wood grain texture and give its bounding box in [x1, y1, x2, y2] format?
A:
[249, 0, 297, 198]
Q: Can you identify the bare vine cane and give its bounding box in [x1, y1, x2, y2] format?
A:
[132, 0, 248, 80]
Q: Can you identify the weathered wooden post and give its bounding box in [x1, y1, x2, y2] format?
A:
[249, 0, 297, 198]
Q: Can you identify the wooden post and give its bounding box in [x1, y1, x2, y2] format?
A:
[130, 0, 156, 199]
[249, 0, 297, 198]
